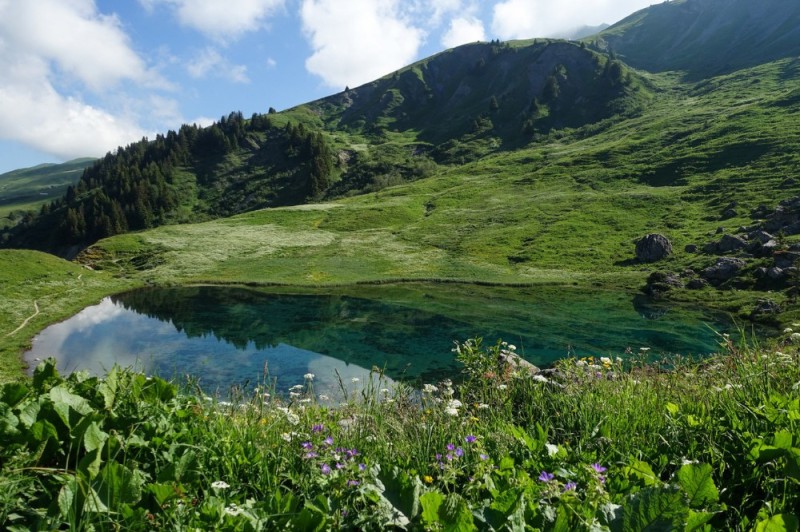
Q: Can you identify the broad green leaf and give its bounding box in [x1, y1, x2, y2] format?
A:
[0, 403, 20, 438]
[83, 421, 108, 453]
[95, 462, 145, 509]
[379, 466, 421, 520]
[755, 513, 800, 532]
[676, 463, 719, 507]
[421, 491, 445, 524]
[1, 382, 29, 406]
[33, 360, 60, 392]
[687, 510, 717, 531]
[17, 399, 40, 428]
[665, 402, 680, 416]
[58, 477, 78, 520]
[624, 460, 659, 487]
[619, 486, 688, 532]
[147, 482, 184, 506]
[97, 367, 120, 411]
[773, 430, 794, 450]
[49, 386, 93, 429]
[29, 419, 58, 448]
[441, 493, 473, 531]
[78, 448, 103, 479]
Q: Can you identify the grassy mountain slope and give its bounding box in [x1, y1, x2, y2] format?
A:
[0, 158, 94, 228]
[0, 41, 646, 255]
[597, 0, 800, 78]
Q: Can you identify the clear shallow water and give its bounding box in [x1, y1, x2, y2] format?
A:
[24, 284, 734, 395]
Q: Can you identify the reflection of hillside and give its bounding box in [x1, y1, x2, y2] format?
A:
[112, 287, 471, 382]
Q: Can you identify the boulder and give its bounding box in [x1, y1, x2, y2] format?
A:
[702, 257, 746, 282]
[767, 267, 786, 281]
[748, 230, 774, 244]
[751, 299, 781, 318]
[686, 278, 709, 290]
[635, 234, 673, 262]
[718, 234, 747, 253]
[643, 271, 682, 297]
[774, 252, 800, 269]
[684, 244, 697, 253]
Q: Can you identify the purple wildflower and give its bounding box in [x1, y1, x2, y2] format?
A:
[358, 463, 366, 471]
[446, 443, 455, 451]
[591, 463, 607, 473]
[346, 448, 360, 459]
[336, 462, 345, 470]
[347, 480, 360, 487]
[301, 441, 314, 450]
[304, 451, 318, 459]
[324, 436, 334, 446]
[599, 475, 606, 484]
[446, 453, 454, 461]
[563, 482, 577, 491]
[465, 435, 477, 444]
[435, 453, 442, 461]
[311, 424, 324, 433]
[479, 453, 489, 461]
[320, 463, 331, 475]
[539, 471, 555, 482]
[455, 447, 464, 458]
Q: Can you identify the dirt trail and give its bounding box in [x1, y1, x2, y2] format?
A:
[6, 301, 39, 337]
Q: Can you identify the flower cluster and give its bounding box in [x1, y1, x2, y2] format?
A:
[296, 422, 367, 489]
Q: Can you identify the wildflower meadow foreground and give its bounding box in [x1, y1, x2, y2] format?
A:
[1, 334, 799, 530]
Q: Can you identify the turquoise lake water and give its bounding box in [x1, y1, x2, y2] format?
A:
[24, 284, 734, 396]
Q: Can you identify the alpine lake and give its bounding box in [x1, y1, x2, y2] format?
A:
[24, 283, 737, 398]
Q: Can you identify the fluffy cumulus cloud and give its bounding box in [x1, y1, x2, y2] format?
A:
[301, 0, 424, 89]
[187, 47, 250, 83]
[0, 0, 160, 160]
[441, 16, 486, 48]
[491, 0, 655, 40]
[143, 0, 285, 41]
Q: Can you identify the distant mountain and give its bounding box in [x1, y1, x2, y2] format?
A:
[0, 40, 645, 254]
[596, 0, 800, 78]
[0, 158, 94, 227]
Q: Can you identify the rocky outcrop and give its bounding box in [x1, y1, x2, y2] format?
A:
[635, 234, 672, 262]
[718, 234, 747, 253]
[643, 271, 682, 297]
[702, 257, 746, 283]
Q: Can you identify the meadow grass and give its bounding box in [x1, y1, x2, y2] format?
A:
[1, 332, 798, 530]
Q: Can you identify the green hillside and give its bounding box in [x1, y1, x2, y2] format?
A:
[596, 0, 800, 78]
[0, 158, 94, 228]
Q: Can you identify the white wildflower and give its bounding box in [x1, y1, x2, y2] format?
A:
[508, 344, 517, 351]
[600, 357, 612, 365]
[447, 399, 463, 409]
[224, 504, 242, 516]
[545, 443, 559, 456]
[281, 432, 292, 442]
[498, 384, 508, 390]
[576, 360, 587, 367]
[285, 411, 300, 425]
[381, 388, 390, 394]
[533, 375, 549, 383]
[477, 403, 490, 409]
[299, 398, 311, 404]
[784, 328, 794, 334]
[211, 480, 230, 490]
[444, 407, 459, 416]
[423, 384, 438, 393]
[791, 333, 800, 342]
[615, 357, 623, 363]
[304, 373, 315, 381]
[289, 392, 301, 399]
[639, 347, 650, 352]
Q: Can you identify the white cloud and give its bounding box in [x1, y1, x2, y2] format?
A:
[441, 16, 486, 48]
[491, 0, 655, 40]
[144, 0, 286, 41]
[0, 0, 166, 160]
[301, 0, 424, 89]
[187, 47, 250, 83]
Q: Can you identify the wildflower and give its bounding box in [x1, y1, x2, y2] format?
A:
[302, 441, 314, 450]
[347, 480, 360, 487]
[211, 480, 230, 489]
[563, 482, 577, 492]
[318, 394, 330, 401]
[312, 424, 325, 433]
[304, 373, 315, 381]
[477, 403, 489, 409]
[497, 384, 508, 391]
[358, 463, 366, 471]
[465, 435, 477, 444]
[539, 471, 555, 482]
[480, 453, 489, 461]
[299, 398, 311, 403]
[423, 384, 438, 393]
[381, 388, 390, 394]
[591, 463, 607, 473]
[324, 436, 334, 446]
[351, 377, 360, 383]
[447, 443, 455, 451]
[545, 443, 559, 456]
[791, 333, 800, 342]
[262, 392, 270, 398]
[289, 392, 301, 399]
[508, 344, 517, 351]
[639, 347, 650, 352]
[336, 462, 345, 470]
[445, 407, 459, 416]
[304, 451, 318, 459]
[423, 475, 433, 484]
[533, 375, 549, 383]
[575, 360, 587, 367]
[320, 464, 331, 475]
[784, 328, 794, 334]
[224, 504, 242, 516]
[286, 411, 300, 425]
[289, 384, 304, 391]
[455, 447, 464, 458]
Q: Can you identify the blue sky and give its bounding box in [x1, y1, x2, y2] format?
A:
[0, 0, 658, 174]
